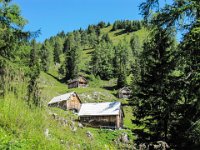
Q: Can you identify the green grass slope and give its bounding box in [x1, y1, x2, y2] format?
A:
[0, 25, 148, 149]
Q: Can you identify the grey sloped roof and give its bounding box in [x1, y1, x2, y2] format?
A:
[119, 87, 132, 93]
[48, 92, 76, 105]
[78, 102, 121, 116]
[68, 76, 88, 84]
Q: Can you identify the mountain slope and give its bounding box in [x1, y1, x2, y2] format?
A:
[0, 24, 149, 149]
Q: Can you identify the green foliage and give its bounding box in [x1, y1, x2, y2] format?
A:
[53, 43, 61, 64]
[136, 0, 200, 148]
[91, 41, 114, 80]
[0, 0, 29, 58]
[114, 41, 132, 87]
[112, 20, 142, 32]
[27, 40, 41, 107]
[140, 0, 200, 29]
[63, 33, 75, 52]
[97, 21, 106, 28]
[132, 27, 177, 143]
[117, 72, 127, 88]
[80, 31, 89, 49]
[65, 46, 82, 80]
[40, 40, 51, 72]
[101, 33, 112, 43]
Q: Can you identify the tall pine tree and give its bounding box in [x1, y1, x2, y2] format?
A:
[133, 27, 176, 143]
[65, 46, 81, 80]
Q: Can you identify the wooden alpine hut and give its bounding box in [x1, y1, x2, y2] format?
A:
[118, 87, 132, 99]
[48, 92, 81, 111]
[68, 76, 88, 89]
[78, 102, 124, 129]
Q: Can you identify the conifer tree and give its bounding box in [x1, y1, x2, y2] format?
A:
[113, 41, 131, 87]
[40, 40, 51, 72]
[133, 27, 176, 143]
[63, 33, 75, 52]
[28, 39, 41, 107]
[65, 46, 81, 80]
[0, 0, 29, 59]
[81, 31, 88, 49]
[138, 0, 200, 148]
[53, 42, 60, 64]
[91, 42, 114, 80]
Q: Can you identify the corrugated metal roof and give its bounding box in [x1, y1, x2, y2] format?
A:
[78, 102, 121, 116]
[48, 92, 75, 105]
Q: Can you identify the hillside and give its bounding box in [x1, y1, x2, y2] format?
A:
[1, 0, 200, 149]
[40, 25, 149, 129]
[0, 24, 148, 149]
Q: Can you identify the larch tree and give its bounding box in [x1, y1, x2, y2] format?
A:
[0, 0, 30, 96]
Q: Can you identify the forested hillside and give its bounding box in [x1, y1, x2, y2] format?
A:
[0, 0, 200, 149]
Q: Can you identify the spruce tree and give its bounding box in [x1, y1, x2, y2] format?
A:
[81, 31, 88, 49]
[53, 42, 60, 64]
[138, 0, 200, 148]
[65, 46, 81, 80]
[40, 40, 50, 72]
[133, 27, 176, 143]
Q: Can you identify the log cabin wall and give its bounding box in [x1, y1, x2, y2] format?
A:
[78, 77, 88, 87]
[68, 76, 88, 89]
[68, 81, 78, 88]
[80, 115, 122, 128]
[48, 101, 67, 110]
[118, 90, 131, 98]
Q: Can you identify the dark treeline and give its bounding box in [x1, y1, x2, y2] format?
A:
[112, 20, 142, 32]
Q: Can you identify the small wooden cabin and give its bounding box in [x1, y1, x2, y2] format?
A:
[118, 87, 132, 99]
[48, 92, 81, 111]
[68, 76, 88, 89]
[78, 102, 124, 129]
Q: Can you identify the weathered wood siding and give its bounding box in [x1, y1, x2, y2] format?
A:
[68, 76, 88, 89]
[80, 115, 117, 127]
[48, 95, 81, 111]
[68, 81, 78, 89]
[67, 95, 81, 111]
[80, 111, 123, 129]
[118, 90, 131, 99]
[49, 101, 67, 110]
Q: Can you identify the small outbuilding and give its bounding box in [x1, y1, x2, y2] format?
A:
[68, 76, 88, 89]
[118, 87, 132, 99]
[78, 102, 124, 129]
[48, 92, 81, 111]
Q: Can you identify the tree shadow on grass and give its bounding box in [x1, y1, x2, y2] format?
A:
[102, 85, 119, 98]
[102, 85, 118, 91]
[46, 72, 66, 84]
[114, 30, 128, 36]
